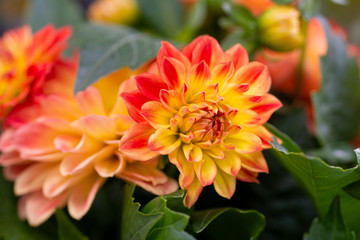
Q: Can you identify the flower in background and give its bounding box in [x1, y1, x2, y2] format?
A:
[0, 60, 178, 226]
[232, 0, 274, 16]
[0, 25, 71, 119]
[257, 5, 304, 52]
[119, 35, 282, 207]
[88, 0, 139, 25]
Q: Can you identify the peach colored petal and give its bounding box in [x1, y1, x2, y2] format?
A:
[68, 175, 105, 220]
[25, 191, 68, 226]
[71, 115, 117, 140]
[94, 154, 124, 177]
[226, 131, 262, 154]
[214, 151, 241, 176]
[14, 163, 55, 195]
[76, 86, 106, 116]
[240, 152, 268, 173]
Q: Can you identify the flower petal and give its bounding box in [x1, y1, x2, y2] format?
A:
[94, 154, 124, 177]
[224, 44, 249, 71]
[141, 101, 173, 128]
[119, 122, 158, 161]
[148, 128, 181, 155]
[213, 168, 236, 199]
[76, 86, 106, 115]
[159, 57, 187, 90]
[68, 175, 105, 220]
[214, 151, 241, 176]
[183, 177, 203, 208]
[194, 155, 217, 186]
[136, 73, 168, 101]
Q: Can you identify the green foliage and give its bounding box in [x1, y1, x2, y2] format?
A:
[137, 0, 184, 38]
[69, 24, 162, 93]
[192, 208, 265, 239]
[0, 170, 50, 240]
[26, 0, 83, 31]
[312, 17, 360, 145]
[272, 0, 294, 5]
[298, 0, 319, 20]
[268, 124, 360, 235]
[56, 209, 87, 240]
[120, 185, 163, 240]
[304, 197, 356, 240]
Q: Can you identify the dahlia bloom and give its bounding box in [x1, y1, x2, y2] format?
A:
[119, 36, 282, 207]
[0, 59, 178, 226]
[0, 25, 71, 118]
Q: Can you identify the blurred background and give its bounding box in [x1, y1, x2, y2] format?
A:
[0, 0, 360, 44]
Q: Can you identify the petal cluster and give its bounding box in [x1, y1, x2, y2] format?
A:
[0, 25, 71, 118]
[119, 35, 282, 207]
[0, 60, 177, 226]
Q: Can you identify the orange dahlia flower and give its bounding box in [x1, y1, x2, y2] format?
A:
[0, 25, 71, 118]
[0, 59, 177, 226]
[233, 0, 274, 16]
[119, 36, 282, 207]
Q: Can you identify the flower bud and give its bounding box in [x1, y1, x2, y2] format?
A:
[257, 5, 304, 52]
[87, 0, 139, 25]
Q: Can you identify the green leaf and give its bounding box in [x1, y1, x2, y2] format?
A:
[298, 0, 319, 20]
[176, 0, 207, 42]
[222, 2, 256, 32]
[192, 208, 265, 239]
[308, 142, 357, 166]
[0, 170, 50, 240]
[120, 184, 163, 240]
[270, 126, 360, 234]
[272, 0, 294, 4]
[25, 0, 83, 31]
[304, 197, 356, 240]
[69, 23, 162, 93]
[56, 209, 87, 240]
[142, 190, 195, 240]
[137, 0, 184, 38]
[312, 17, 360, 145]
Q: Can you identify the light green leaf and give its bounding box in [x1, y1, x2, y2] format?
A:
[142, 190, 195, 240]
[137, 0, 184, 38]
[120, 184, 163, 240]
[269, 125, 360, 234]
[56, 209, 87, 240]
[312, 17, 360, 145]
[0, 170, 50, 240]
[192, 208, 265, 239]
[25, 0, 83, 31]
[222, 2, 256, 32]
[304, 197, 356, 240]
[69, 23, 162, 93]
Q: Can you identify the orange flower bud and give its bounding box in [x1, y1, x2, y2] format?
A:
[87, 0, 139, 25]
[257, 5, 304, 52]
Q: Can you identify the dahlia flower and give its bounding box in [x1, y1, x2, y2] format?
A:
[233, 0, 274, 16]
[0, 25, 71, 118]
[119, 35, 282, 207]
[0, 60, 178, 226]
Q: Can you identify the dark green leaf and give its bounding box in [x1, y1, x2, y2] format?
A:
[221, 29, 257, 56]
[56, 209, 87, 240]
[25, 0, 83, 31]
[120, 184, 163, 240]
[192, 208, 265, 239]
[137, 0, 184, 38]
[298, 0, 320, 20]
[0, 170, 50, 240]
[304, 197, 356, 240]
[70, 23, 162, 93]
[308, 142, 357, 166]
[343, 180, 360, 200]
[270, 127, 360, 234]
[312, 17, 360, 145]
[142, 190, 195, 240]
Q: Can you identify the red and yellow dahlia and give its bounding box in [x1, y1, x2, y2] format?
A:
[0, 61, 177, 226]
[0, 25, 71, 118]
[119, 36, 282, 207]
